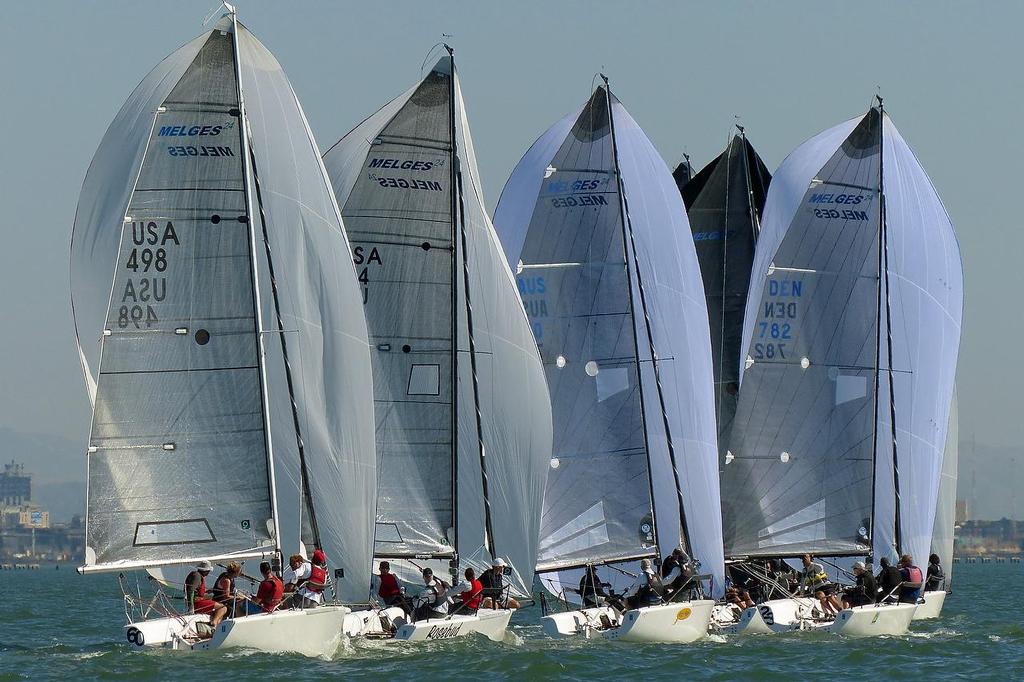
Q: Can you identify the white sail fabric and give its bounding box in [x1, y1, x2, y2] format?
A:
[931, 388, 957, 586]
[81, 25, 273, 569]
[235, 23, 376, 604]
[493, 88, 724, 595]
[727, 109, 962, 565]
[724, 111, 883, 558]
[72, 17, 377, 600]
[872, 116, 963, 566]
[71, 34, 209, 404]
[323, 57, 551, 597]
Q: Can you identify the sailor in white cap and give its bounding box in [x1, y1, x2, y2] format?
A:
[841, 560, 877, 609]
[184, 559, 228, 627]
[479, 557, 520, 610]
[621, 558, 663, 610]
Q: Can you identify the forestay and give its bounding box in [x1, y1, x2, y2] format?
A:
[323, 54, 551, 596]
[72, 16, 377, 601]
[678, 133, 771, 454]
[493, 85, 724, 594]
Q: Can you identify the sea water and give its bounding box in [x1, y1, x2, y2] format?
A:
[0, 562, 1020, 679]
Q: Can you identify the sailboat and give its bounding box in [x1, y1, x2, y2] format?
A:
[321, 47, 552, 643]
[69, 5, 376, 655]
[916, 389, 958, 619]
[719, 100, 963, 637]
[676, 128, 771, 457]
[492, 78, 724, 643]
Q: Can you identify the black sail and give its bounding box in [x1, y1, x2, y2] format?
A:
[677, 134, 771, 452]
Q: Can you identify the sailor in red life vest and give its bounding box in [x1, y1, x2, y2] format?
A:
[373, 560, 410, 612]
[184, 560, 228, 626]
[457, 567, 484, 614]
[898, 554, 924, 604]
[295, 549, 330, 608]
[243, 561, 284, 615]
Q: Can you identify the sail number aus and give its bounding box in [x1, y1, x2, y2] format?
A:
[118, 221, 180, 328]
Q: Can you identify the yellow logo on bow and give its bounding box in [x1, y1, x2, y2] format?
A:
[674, 607, 692, 623]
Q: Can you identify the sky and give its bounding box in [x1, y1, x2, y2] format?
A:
[0, 1, 1020, 516]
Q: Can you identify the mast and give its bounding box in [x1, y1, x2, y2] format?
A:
[602, 76, 691, 557]
[868, 97, 901, 559]
[877, 98, 903, 554]
[231, 8, 282, 561]
[446, 46, 496, 559]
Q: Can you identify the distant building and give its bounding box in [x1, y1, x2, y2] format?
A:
[955, 499, 969, 526]
[1, 461, 31, 506]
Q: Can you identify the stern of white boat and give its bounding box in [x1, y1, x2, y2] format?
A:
[393, 608, 513, 642]
[912, 590, 947, 620]
[828, 602, 917, 637]
[189, 606, 349, 656]
[540, 607, 621, 639]
[602, 600, 715, 643]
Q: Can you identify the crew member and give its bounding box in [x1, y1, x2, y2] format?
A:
[841, 561, 877, 609]
[661, 548, 696, 602]
[621, 558, 663, 610]
[245, 561, 283, 614]
[413, 567, 449, 621]
[479, 558, 520, 609]
[211, 562, 247, 618]
[456, 567, 484, 614]
[294, 549, 329, 608]
[579, 565, 610, 608]
[798, 554, 842, 616]
[184, 560, 228, 627]
[925, 553, 945, 592]
[374, 560, 409, 613]
[898, 554, 924, 604]
[875, 557, 903, 603]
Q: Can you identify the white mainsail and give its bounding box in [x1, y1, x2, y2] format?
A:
[71, 14, 376, 603]
[723, 105, 962, 567]
[493, 83, 725, 596]
[322, 52, 552, 597]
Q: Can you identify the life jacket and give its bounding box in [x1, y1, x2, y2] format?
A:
[306, 564, 328, 594]
[461, 579, 483, 610]
[378, 572, 401, 599]
[211, 572, 234, 603]
[638, 570, 663, 603]
[258, 576, 284, 612]
[802, 565, 829, 587]
[904, 565, 923, 584]
[661, 556, 679, 579]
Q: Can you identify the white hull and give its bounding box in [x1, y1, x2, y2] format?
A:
[541, 601, 714, 643]
[912, 590, 947, 620]
[824, 602, 917, 636]
[345, 607, 513, 642]
[720, 598, 818, 635]
[541, 606, 622, 639]
[126, 607, 349, 657]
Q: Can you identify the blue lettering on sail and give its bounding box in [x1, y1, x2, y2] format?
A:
[157, 124, 229, 137]
[808, 193, 865, 205]
[551, 195, 608, 208]
[768, 279, 802, 297]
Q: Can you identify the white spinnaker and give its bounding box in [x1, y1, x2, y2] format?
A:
[611, 98, 724, 595]
[493, 88, 724, 596]
[71, 33, 209, 403]
[73, 17, 377, 602]
[235, 22, 376, 604]
[931, 388, 957, 586]
[323, 57, 551, 598]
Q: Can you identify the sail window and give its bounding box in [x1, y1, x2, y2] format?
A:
[374, 521, 403, 544]
[133, 519, 215, 546]
[408, 364, 440, 396]
[835, 374, 867, 405]
[596, 367, 629, 402]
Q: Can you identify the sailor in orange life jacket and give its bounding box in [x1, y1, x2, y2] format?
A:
[456, 567, 484, 614]
[897, 554, 924, 604]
